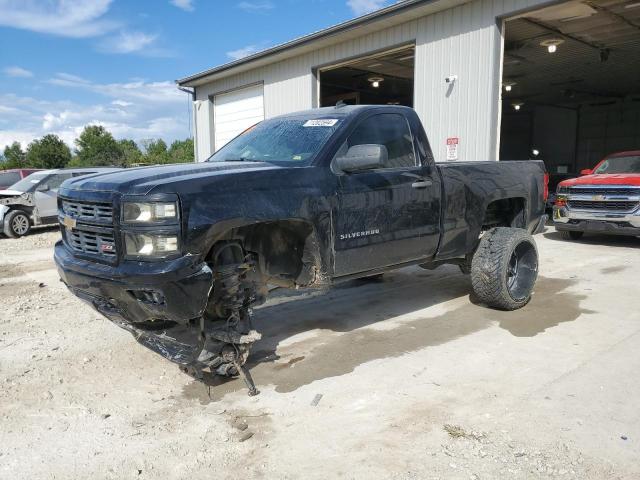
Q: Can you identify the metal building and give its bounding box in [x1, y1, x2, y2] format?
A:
[177, 0, 640, 175]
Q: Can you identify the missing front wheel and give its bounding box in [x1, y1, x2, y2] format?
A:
[184, 241, 266, 395]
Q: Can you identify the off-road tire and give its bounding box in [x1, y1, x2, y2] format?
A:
[471, 227, 538, 311]
[3, 209, 31, 238]
[560, 230, 583, 241]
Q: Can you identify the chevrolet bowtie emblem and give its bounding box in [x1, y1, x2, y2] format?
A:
[592, 194, 605, 201]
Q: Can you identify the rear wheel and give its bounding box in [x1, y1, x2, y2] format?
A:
[560, 230, 583, 241]
[471, 227, 538, 310]
[3, 210, 31, 238]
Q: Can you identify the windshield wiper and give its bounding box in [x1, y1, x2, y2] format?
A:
[224, 157, 251, 162]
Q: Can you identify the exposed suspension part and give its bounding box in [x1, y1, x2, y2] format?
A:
[186, 241, 265, 395]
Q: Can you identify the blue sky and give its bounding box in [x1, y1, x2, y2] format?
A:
[0, 0, 392, 151]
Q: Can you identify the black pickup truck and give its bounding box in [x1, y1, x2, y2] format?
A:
[55, 105, 548, 394]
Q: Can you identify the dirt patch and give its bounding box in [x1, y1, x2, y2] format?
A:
[0, 259, 52, 279]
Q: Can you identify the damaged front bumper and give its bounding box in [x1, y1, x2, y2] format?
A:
[54, 241, 213, 365]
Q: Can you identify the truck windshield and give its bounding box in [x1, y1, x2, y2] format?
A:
[207, 117, 342, 164]
[8, 172, 48, 192]
[594, 155, 640, 174]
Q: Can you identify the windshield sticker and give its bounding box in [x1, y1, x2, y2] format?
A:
[303, 119, 338, 127]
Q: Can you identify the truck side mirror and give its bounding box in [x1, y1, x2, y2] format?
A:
[334, 144, 388, 173]
[580, 169, 592, 175]
[38, 184, 50, 192]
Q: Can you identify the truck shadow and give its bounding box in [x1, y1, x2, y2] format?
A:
[184, 267, 593, 401]
[543, 231, 639, 248]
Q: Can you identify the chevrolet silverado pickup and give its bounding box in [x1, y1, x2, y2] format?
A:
[554, 150, 640, 239]
[54, 105, 547, 394]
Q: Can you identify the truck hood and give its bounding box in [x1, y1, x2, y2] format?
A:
[62, 161, 280, 195]
[559, 173, 640, 187]
[0, 189, 24, 197]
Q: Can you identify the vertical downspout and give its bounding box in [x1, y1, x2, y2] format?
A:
[492, 17, 506, 161]
[178, 86, 197, 162]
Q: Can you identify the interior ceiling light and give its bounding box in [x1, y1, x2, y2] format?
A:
[397, 54, 415, 61]
[367, 63, 383, 68]
[503, 81, 517, 92]
[512, 102, 524, 111]
[625, 2, 640, 8]
[540, 38, 564, 53]
[368, 76, 384, 88]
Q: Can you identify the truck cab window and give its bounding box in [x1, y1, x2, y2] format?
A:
[348, 113, 416, 168]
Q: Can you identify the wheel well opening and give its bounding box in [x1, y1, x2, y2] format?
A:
[207, 220, 320, 287]
[482, 198, 526, 230]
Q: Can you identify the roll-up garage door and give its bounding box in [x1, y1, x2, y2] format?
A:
[213, 84, 264, 151]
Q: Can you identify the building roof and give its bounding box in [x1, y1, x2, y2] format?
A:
[177, 0, 457, 87]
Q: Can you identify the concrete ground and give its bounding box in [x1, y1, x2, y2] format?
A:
[0, 226, 639, 479]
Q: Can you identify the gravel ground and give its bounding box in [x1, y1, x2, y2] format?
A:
[1, 226, 639, 479]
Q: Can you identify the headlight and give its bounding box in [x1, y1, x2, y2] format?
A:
[122, 202, 177, 223]
[124, 233, 179, 258]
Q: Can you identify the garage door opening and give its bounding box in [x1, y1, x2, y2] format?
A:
[318, 46, 415, 108]
[213, 84, 264, 151]
[499, 0, 640, 188]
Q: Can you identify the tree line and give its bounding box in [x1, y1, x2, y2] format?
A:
[0, 125, 194, 170]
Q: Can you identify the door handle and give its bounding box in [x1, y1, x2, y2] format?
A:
[411, 179, 432, 189]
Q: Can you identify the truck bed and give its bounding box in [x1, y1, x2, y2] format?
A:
[435, 160, 547, 260]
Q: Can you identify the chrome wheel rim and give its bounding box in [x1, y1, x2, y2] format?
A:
[12, 215, 29, 235]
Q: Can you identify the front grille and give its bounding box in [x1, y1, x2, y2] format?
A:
[568, 187, 640, 196]
[60, 197, 117, 260]
[567, 200, 639, 212]
[67, 227, 116, 257]
[62, 200, 113, 222]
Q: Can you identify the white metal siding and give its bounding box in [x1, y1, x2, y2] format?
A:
[193, 99, 214, 161]
[194, 0, 549, 162]
[213, 84, 264, 151]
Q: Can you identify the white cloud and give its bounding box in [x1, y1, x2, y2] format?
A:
[48, 73, 184, 104]
[112, 100, 133, 107]
[170, 0, 194, 11]
[0, 77, 190, 151]
[347, 0, 388, 16]
[0, 1, 165, 57]
[54, 72, 91, 84]
[226, 44, 262, 60]
[0, 0, 118, 38]
[4, 66, 34, 78]
[238, 1, 274, 13]
[100, 31, 159, 54]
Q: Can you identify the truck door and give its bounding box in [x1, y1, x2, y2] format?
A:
[333, 112, 441, 276]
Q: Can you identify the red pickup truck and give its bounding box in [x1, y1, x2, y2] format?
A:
[553, 151, 640, 239]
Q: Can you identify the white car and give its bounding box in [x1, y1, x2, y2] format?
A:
[0, 168, 120, 238]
